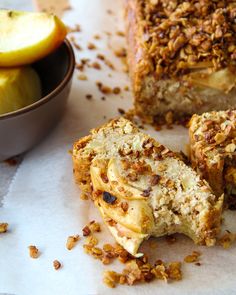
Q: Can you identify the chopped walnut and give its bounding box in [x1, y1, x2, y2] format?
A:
[77, 74, 87, 81]
[87, 42, 96, 50]
[103, 270, 120, 288]
[113, 87, 121, 94]
[0, 223, 8, 233]
[219, 232, 236, 249]
[167, 262, 182, 280]
[118, 108, 125, 115]
[86, 235, 98, 246]
[184, 251, 201, 263]
[28, 245, 39, 259]
[82, 225, 91, 236]
[53, 260, 61, 270]
[91, 61, 101, 70]
[96, 82, 112, 94]
[66, 235, 80, 250]
[89, 221, 101, 233]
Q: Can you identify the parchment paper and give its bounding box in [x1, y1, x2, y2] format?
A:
[0, 0, 236, 294]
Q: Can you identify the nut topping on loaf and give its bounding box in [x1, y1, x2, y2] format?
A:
[189, 110, 236, 208]
[124, 0, 236, 124]
[73, 118, 223, 256]
[128, 0, 236, 79]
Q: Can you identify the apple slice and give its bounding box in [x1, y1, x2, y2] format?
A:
[0, 10, 67, 67]
[0, 67, 41, 115]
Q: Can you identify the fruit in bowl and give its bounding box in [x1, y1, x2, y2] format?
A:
[0, 67, 41, 115]
[0, 9, 67, 115]
[0, 10, 67, 67]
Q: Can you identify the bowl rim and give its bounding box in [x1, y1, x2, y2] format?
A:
[0, 38, 75, 120]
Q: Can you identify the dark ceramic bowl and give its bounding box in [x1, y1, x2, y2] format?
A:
[0, 39, 75, 161]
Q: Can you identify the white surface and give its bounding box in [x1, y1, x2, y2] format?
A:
[0, 1, 236, 295]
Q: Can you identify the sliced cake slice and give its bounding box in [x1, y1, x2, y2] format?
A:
[72, 118, 223, 256]
[189, 110, 236, 209]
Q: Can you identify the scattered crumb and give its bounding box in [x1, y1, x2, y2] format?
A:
[114, 48, 127, 58]
[73, 42, 82, 51]
[53, 260, 62, 270]
[85, 94, 93, 100]
[66, 235, 80, 250]
[80, 192, 89, 200]
[76, 58, 90, 72]
[118, 108, 125, 115]
[104, 59, 115, 70]
[89, 221, 101, 233]
[97, 53, 105, 61]
[218, 231, 236, 249]
[96, 82, 112, 94]
[116, 31, 125, 37]
[103, 257, 182, 288]
[0, 223, 8, 233]
[78, 74, 88, 81]
[107, 9, 113, 15]
[113, 87, 121, 95]
[184, 251, 201, 263]
[67, 24, 81, 33]
[87, 42, 96, 50]
[91, 61, 101, 70]
[82, 225, 91, 237]
[28, 245, 39, 259]
[94, 34, 101, 40]
[101, 96, 106, 101]
[124, 86, 129, 91]
[86, 235, 98, 246]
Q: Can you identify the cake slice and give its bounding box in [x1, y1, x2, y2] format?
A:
[189, 110, 236, 209]
[72, 118, 223, 256]
[124, 0, 236, 124]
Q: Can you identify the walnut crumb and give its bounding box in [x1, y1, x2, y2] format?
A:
[91, 61, 101, 70]
[53, 260, 61, 270]
[28, 245, 39, 259]
[66, 235, 80, 250]
[184, 251, 201, 263]
[96, 82, 112, 94]
[82, 225, 91, 236]
[85, 94, 93, 100]
[118, 108, 125, 115]
[87, 42, 96, 50]
[219, 232, 236, 249]
[113, 87, 121, 94]
[77, 74, 87, 81]
[0, 223, 8, 233]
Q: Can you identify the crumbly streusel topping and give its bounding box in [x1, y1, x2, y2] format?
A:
[137, 0, 236, 78]
[190, 110, 236, 161]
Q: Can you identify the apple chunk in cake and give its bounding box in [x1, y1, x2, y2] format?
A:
[189, 110, 236, 209]
[72, 118, 223, 256]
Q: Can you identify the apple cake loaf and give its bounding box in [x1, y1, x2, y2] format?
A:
[72, 118, 223, 256]
[124, 0, 236, 124]
[189, 110, 236, 209]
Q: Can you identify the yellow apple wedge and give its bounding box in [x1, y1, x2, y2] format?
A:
[0, 67, 41, 115]
[0, 10, 67, 67]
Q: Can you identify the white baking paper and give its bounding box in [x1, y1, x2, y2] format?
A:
[0, 0, 236, 294]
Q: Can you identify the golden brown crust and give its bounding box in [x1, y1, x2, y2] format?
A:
[189, 110, 236, 207]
